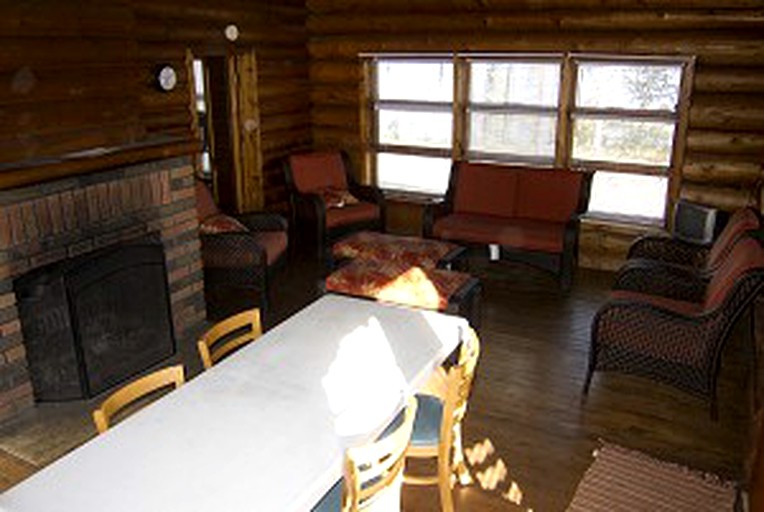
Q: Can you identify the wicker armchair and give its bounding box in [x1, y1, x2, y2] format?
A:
[194, 180, 288, 321]
[626, 206, 761, 272]
[584, 235, 764, 418]
[283, 151, 385, 259]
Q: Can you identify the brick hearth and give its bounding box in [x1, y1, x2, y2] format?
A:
[0, 156, 206, 422]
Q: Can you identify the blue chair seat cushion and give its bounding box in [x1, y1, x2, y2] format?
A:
[380, 394, 443, 447]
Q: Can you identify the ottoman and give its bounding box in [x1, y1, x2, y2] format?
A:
[331, 231, 465, 270]
[325, 259, 481, 329]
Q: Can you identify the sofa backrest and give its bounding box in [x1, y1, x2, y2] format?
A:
[514, 169, 584, 223]
[453, 162, 517, 218]
[451, 162, 585, 222]
[288, 151, 348, 194]
[704, 235, 764, 312]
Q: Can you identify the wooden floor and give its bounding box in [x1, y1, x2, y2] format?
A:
[0, 248, 755, 511]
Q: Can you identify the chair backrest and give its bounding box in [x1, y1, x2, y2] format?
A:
[445, 327, 481, 438]
[92, 365, 185, 434]
[198, 308, 262, 369]
[707, 207, 761, 269]
[287, 151, 349, 194]
[194, 179, 221, 221]
[343, 396, 418, 511]
[704, 235, 764, 313]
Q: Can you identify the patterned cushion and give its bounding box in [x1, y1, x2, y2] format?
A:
[610, 290, 703, 316]
[326, 259, 473, 311]
[199, 214, 248, 235]
[332, 232, 460, 269]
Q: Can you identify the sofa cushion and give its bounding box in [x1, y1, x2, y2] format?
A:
[433, 214, 567, 253]
[325, 201, 380, 229]
[250, 231, 288, 265]
[514, 169, 583, 223]
[288, 152, 348, 194]
[453, 162, 517, 218]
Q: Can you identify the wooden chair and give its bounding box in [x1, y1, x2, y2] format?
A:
[197, 308, 262, 370]
[92, 365, 185, 434]
[312, 396, 418, 512]
[404, 327, 481, 512]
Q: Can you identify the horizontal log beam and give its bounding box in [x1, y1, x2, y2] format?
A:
[308, 10, 764, 35]
[308, 0, 764, 15]
[307, 32, 764, 67]
[682, 157, 762, 186]
[680, 182, 758, 210]
[686, 129, 764, 155]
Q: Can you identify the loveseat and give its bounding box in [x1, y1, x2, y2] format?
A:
[424, 161, 592, 288]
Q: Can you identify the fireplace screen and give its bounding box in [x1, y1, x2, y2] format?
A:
[14, 236, 176, 401]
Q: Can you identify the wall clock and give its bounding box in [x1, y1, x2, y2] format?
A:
[157, 65, 177, 92]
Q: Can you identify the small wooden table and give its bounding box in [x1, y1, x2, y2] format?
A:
[0, 295, 466, 512]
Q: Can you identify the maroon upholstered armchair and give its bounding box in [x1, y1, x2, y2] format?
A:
[283, 151, 385, 259]
[195, 180, 288, 321]
[584, 234, 764, 418]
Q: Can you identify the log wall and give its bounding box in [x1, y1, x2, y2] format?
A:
[0, 0, 310, 212]
[306, 0, 764, 270]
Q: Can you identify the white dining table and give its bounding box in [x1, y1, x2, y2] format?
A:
[0, 294, 467, 512]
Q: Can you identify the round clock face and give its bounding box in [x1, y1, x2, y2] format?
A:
[158, 65, 177, 92]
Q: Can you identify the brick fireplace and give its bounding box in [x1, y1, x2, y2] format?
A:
[0, 156, 206, 422]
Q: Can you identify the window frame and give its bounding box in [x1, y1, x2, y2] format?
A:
[361, 52, 695, 225]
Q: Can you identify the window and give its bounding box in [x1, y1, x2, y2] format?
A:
[192, 59, 213, 177]
[363, 54, 692, 224]
[468, 58, 561, 164]
[372, 58, 454, 195]
[571, 59, 684, 221]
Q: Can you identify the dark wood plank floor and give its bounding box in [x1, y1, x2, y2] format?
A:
[0, 248, 754, 511]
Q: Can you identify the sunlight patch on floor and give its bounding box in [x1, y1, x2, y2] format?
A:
[464, 438, 534, 511]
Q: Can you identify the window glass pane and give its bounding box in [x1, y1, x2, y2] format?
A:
[588, 171, 667, 219]
[192, 59, 206, 113]
[572, 117, 675, 167]
[377, 153, 452, 195]
[469, 112, 556, 158]
[378, 109, 452, 149]
[576, 62, 682, 111]
[470, 61, 560, 106]
[377, 61, 453, 102]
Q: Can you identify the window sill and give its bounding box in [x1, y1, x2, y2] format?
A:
[382, 189, 445, 205]
[581, 212, 667, 236]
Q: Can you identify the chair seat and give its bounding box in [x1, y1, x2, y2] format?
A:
[411, 394, 443, 447]
[433, 213, 567, 252]
[381, 394, 443, 447]
[326, 202, 381, 229]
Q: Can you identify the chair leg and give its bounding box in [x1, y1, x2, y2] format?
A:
[438, 456, 455, 512]
[450, 422, 473, 486]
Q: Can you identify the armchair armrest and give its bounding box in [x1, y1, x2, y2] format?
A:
[423, 201, 452, 238]
[236, 212, 288, 232]
[199, 232, 267, 268]
[348, 182, 384, 206]
[613, 259, 707, 303]
[627, 235, 709, 267]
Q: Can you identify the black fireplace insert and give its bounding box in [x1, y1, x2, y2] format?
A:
[14, 234, 176, 401]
